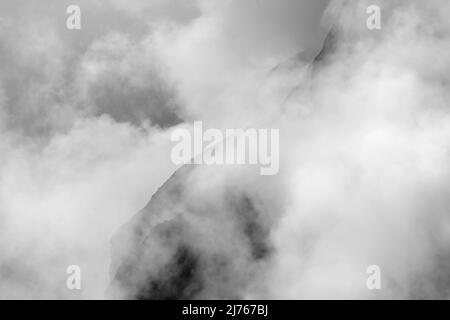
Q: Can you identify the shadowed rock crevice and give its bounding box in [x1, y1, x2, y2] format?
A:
[231, 195, 272, 261]
[109, 168, 274, 299]
[135, 244, 203, 300]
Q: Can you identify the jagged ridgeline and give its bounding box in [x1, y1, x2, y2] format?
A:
[107, 23, 337, 299]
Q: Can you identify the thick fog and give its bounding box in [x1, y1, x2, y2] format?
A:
[0, 0, 449, 299]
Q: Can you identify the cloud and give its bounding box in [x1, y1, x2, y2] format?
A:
[0, 0, 191, 298]
[0, 0, 449, 299]
[110, 0, 450, 299]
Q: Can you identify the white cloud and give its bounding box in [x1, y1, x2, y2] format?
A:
[0, 0, 449, 299]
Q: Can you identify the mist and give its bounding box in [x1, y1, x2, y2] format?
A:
[0, 0, 449, 299]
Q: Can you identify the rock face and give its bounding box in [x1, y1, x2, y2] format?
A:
[108, 28, 335, 300]
[108, 165, 273, 299]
